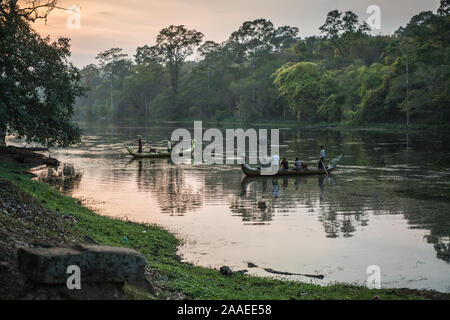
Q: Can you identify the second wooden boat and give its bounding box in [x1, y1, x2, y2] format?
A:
[125, 145, 171, 158]
[241, 155, 342, 177]
[125, 142, 195, 159]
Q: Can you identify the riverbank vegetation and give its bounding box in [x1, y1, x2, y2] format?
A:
[73, 1, 450, 128]
[1, 155, 449, 299]
[0, 0, 83, 147]
[1, 0, 449, 300]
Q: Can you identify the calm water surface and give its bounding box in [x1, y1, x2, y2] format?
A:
[30, 123, 450, 292]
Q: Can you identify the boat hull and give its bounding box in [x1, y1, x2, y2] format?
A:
[125, 145, 171, 158]
[241, 164, 335, 176]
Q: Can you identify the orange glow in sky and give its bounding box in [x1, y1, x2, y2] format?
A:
[30, 0, 441, 67]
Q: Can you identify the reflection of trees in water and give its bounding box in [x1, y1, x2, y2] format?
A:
[233, 177, 302, 222]
[36, 164, 83, 194]
[316, 175, 370, 238]
[293, 129, 450, 263]
[135, 160, 203, 215]
[318, 209, 365, 238]
[426, 235, 450, 263]
[229, 197, 275, 222]
[400, 199, 450, 263]
[337, 130, 450, 263]
[126, 127, 450, 262]
[237, 175, 417, 238]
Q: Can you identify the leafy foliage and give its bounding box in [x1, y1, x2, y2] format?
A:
[74, 1, 450, 127]
[0, 0, 84, 146]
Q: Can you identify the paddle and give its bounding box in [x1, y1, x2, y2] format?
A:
[321, 159, 329, 175]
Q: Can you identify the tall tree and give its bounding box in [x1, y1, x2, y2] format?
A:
[154, 25, 203, 94]
[95, 48, 131, 121]
[438, 0, 450, 16]
[319, 10, 370, 67]
[135, 45, 160, 65]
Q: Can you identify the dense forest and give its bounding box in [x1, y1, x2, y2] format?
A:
[74, 1, 450, 126]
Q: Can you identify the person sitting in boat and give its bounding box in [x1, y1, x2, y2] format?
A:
[318, 145, 325, 169]
[138, 136, 143, 153]
[280, 158, 289, 171]
[294, 158, 302, 171]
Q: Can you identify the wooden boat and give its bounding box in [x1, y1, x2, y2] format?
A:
[241, 155, 342, 177]
[125, 145, 171, 158]
[125, 142, 195, 159]
[241, 164, 335, 176]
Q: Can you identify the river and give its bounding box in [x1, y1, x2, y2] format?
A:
[29, 123, 450, 292]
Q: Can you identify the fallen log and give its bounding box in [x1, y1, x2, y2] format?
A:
[263, 267, 324, 279]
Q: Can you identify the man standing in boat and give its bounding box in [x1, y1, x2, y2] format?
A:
[138, 136, 143, 154]
[318, 145, 325, 169]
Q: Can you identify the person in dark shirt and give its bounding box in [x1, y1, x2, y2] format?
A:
[281, 157, 289, 171]
[138, 137, 143, 153]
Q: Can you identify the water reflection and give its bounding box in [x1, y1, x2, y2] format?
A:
[35, 164, 82, 194]
[135, 159, 204, 215]
[29, 124, 450, 291]
[237, 174, 368, 239]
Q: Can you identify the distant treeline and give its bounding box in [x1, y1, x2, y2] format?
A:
[74, 1, 450, 126]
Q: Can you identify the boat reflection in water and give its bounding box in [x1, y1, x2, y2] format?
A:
[236, 174, 363, 237]
[134, 159, 204, 215]
[29, 124, 450, 291]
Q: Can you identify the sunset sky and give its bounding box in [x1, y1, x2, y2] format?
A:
[31, 0, 442, 67]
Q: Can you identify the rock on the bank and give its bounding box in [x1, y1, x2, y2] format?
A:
[18, 245, 147, 284]
[17, 245, 151, 299]
[220, 266, 233, 276]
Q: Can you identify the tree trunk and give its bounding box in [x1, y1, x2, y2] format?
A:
[173, 64, 179, 94]
[110, 75, 114, 122]
[0, 125, 6, 147]
[406, 54, 410, 127]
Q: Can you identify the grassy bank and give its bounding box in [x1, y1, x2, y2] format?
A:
[0, 159, 448, 300]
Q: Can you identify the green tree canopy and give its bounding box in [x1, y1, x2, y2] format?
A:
[0, 0, 84, 147]
[273, 62, 322, 121]
[153, 25, 204, 94]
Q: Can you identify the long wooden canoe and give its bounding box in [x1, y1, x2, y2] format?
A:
[241, 155, 342, 177]
[125, 145, 171, 158]
[125, 143, 195, 159]
[241, 164, 335, 176]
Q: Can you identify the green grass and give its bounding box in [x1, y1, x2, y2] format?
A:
[0, 161, 444, 300]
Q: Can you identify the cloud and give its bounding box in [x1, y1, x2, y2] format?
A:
[31, 0, 442, 67]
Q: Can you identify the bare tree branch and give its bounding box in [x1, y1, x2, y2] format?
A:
[1, 1, 74, 22]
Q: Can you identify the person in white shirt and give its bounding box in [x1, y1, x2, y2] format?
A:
[272, 154, 280, 166]
[271, 154, 280, 173]
[318, 145, 326, 169]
